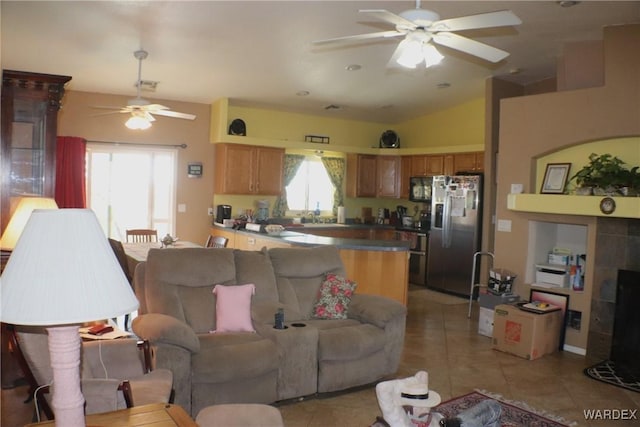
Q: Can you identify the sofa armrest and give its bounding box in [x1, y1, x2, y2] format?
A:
[347, 294, 407, 328]
[132, 313, 200, 353]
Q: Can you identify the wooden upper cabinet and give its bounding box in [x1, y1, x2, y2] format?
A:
[400, 156, 412, 199]
[411, 154, 444, 176]
[346, 154, 377, 197]
[453, 152, 484, 174]
[214, 143, 284, 195]
[347, 154, 400, 198]
[376, 156, 400, 198]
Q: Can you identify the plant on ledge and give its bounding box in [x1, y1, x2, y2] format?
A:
[570, 153, 640, 196]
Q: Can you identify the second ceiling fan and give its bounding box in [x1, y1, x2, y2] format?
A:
[314, 0, 522, 69]
[93, 49, 196, 129]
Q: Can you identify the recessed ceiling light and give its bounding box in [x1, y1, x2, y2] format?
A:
[436, 82, 451, 89]
[509, 68, 522, 74]
[558, 1, 579, 7]
[296, 90, 310, 96]
[324, 104, 341, 110]
[345, 64, 362, 71]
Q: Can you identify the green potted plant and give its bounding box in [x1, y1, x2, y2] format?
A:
[570, 153, 628, 195]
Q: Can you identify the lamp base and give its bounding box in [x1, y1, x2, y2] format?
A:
[47, 325, 85, 427]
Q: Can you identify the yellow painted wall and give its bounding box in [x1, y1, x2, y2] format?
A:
[397, 98, 486, 151]
[536, 137, 640, 193]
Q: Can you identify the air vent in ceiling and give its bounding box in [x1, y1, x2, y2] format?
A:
[324, 104, 341, 110]
[135, 80, 158, 92]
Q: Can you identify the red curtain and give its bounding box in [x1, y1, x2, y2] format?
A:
[55, 136, 87, 208]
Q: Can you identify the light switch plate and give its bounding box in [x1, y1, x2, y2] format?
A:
[510, 184, 524, 194]
[178, 204, 187, 213]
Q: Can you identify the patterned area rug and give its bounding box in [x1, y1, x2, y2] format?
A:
[434, 390, 575, 426]
[584, 360, 640, 393]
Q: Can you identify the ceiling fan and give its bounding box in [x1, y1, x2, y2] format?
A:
[313, 0, 521, 69]
[92, 49, 196, 129]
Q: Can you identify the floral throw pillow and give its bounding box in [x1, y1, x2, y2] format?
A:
[313, 273, 357, 319]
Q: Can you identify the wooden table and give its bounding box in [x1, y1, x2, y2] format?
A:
[25, 403, 197, 426]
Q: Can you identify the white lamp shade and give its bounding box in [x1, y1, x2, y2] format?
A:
[0, 197, 58, 250]
[0, 209, 139, 325]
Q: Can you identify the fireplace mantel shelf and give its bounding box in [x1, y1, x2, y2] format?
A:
[507, 194, 640, 219]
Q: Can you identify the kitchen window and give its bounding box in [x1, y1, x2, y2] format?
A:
[286, 157, 335, 214]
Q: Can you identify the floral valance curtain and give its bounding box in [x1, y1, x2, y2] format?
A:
[321, 157, 345, 216]
[272, 154, 305, 217]
[55, 136, 87, 208]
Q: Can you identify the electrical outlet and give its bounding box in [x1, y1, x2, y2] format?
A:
[208, 207, 214, 216]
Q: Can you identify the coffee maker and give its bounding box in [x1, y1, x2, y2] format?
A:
[216, 205, 232, 224]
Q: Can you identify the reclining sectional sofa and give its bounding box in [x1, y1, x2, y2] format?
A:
[132, 244, 407, 417]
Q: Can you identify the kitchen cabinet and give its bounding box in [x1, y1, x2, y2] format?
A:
[346, 154, 377, 197]
[453, 151, 484, 173]
[1, 70, 72, 234]
[376, 156, 401, 198]
[400, 156, 412, 199]
[411, 155, 444, 176]
[346, 154, 400, 198]
[214, 143, 284, 195]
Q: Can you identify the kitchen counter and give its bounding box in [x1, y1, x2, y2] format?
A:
[210, 224, 410, 305]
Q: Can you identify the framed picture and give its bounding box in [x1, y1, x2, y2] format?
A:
[529, 289, 570, 350]
[540, 163, 571, 194]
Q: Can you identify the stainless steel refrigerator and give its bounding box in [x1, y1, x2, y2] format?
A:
[426, 175, 482, 297]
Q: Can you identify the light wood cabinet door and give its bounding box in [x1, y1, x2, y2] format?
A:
[444, 154, 455, 175]
[453, 151, 484, 174]
[411, 155, 444, 176]
[347, 154, 377, 197]
[255, 146, 284, 195]
[214, 144, 284, 195]
[377, 156, 400, 198]
[401, 156, 412, 199]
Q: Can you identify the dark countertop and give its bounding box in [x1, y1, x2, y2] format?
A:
[212, 224, 411, 252]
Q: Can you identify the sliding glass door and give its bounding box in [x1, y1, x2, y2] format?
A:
[86, 144, 177, 240]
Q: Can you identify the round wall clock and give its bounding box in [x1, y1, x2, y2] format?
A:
[599, 197, 616, 215]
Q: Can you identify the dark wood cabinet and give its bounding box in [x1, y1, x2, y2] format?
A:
[1, 70, 71, 234]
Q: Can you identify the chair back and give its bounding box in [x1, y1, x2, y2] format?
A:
[108, 238, 132, 283]
[205, 235, 228, 248]
[126, 229, 158, 243]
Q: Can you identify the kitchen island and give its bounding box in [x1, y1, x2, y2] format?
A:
[210, 224, 410, 305]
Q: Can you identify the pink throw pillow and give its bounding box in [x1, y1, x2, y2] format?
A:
[313, 273, 357, 319]
[212, 284, 256, 333]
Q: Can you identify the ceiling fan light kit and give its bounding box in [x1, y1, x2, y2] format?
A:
[314, 0, 521, 68]
[92, 49, 196, 130]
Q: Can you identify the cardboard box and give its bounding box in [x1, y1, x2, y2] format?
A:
[492, 304, 562, 360]
[478, 307, 494, 337]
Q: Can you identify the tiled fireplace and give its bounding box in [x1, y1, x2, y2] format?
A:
[588, 217, 640, 360]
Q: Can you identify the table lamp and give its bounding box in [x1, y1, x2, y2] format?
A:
[0, 209, 139, 426]
[0, 197, 58, 251]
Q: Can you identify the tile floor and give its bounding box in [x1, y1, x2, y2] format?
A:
[2, 286, 639, 426]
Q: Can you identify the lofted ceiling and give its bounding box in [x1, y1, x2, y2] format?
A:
[2, 1, 639, 124]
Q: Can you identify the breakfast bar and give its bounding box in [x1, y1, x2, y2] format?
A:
[210, 225, 410, 305]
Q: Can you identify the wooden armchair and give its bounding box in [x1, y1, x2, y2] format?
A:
[126, 229, 158, 243]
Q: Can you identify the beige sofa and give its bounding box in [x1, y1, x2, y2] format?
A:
[132, 245, 407, 417]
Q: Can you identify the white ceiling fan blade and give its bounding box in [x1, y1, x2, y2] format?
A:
[432, 32, 510, 63]
[429, 10, 521, 32]
[142, 104, 170, 111]
[152, 109, 196, 120]
[359, 9, 418, 30]
[91, 105, 129, 112]
[314, 30, 402, 45]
